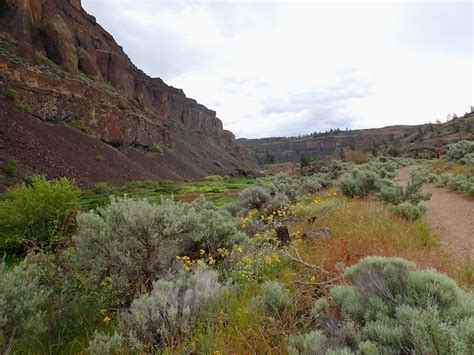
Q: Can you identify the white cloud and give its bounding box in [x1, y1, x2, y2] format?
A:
[82, 0, 473, 138]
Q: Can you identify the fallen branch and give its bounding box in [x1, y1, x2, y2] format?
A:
[293, 276, 342, 287]
[282, 245, 333, 277]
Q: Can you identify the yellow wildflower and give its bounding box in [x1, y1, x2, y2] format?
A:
[242, 256, 253, 265]
[208, 256, 216, 265]
[103, 315, 111, 324]
[217, 247, 229, 257]
[200, 249, 206, 256]
[236, 245, 243, 253]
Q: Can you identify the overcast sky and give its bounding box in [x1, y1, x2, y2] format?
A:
[82, 0, 473, 138]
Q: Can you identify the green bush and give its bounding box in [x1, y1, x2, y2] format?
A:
[301, 256, 474, 354]
[0, 176, 81, 255]
[74, 196, 246, 297]
[205, 175, 224, 182]
[18, 252, 113, 354]
[445, 140, 474, 163]
[258, 280, 291, 316]
[4, 158, 16, 177]
[446, 175, 474, 196]
[149, 144, 164, 153]
[378, 170, 431, 206]
[338, 168, 381, 198]
[460, 152, 474, 166]
[434, 172, 474, 196]
[4, 88, 32, 114]
[89, 267, 223, 352]
[299, 175, 323, 194]
[237, 186, 271, 213]
[288, 330, 328, 355]
[92, 181, 113, 195]
[0, 256, 50, 353]
[394, 203, 427, 221]
[260, 174, 300, 202]
[88, 332, 123, 355]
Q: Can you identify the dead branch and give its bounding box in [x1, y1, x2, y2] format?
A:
[282, 245, 334, 277]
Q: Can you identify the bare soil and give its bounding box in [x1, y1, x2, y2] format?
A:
[397, 166, 474, 260]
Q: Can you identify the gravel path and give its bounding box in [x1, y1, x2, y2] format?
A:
[397, 166, 474, 260]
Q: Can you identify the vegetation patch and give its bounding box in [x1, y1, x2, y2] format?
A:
[4, 157, 17, 177]
[0, 176, 80, 257]
[149, 143, 164, 153]
[3, 88, 32, 114]
[289, 256, 474, 354]
[0, 157, 471, 353]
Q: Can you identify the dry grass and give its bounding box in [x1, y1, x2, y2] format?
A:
[171, 193, 472, 353]
[431, 160, 470, 176]
[289, 195, 471, 286]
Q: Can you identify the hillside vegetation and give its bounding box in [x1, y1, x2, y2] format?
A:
[1, 152, 473, 354]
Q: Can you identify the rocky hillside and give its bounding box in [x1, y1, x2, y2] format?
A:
[239, 113, 474, 164]
[0, 0, 254, 187]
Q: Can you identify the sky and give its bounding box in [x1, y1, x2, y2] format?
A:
[82, 0, 473, 138]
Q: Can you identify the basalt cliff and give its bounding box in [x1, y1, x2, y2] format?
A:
[0, 0, 254, 187]
[239, 113, 474, 165]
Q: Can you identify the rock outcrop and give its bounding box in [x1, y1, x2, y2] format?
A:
[0, 0, 254, 185]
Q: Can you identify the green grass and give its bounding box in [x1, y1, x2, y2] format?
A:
[79, 177, 254, 211]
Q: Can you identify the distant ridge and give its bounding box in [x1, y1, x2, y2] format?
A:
[238, 114, 474, 164]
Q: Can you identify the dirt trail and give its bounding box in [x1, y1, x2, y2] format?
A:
[397, 166, 474, 260]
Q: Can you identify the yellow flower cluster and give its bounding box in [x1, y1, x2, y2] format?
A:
[100, 308, 112, 324]
[176, 246, 243, 272]
[312, 196, 322, 204]
[176, 254, 207, 271]
[217, 247, 229, 257]
[241, 256, 253, 265]
[240, 210, 258, 227]
[292, 230, 302, 240]
[264, 254, 281, 265]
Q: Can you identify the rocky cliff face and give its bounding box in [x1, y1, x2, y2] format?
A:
[238, 126, 414, 164]
[0, 0, 254, 184]
[239, 114, 474, 164]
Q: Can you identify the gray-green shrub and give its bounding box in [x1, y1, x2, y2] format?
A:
[88, 332, 124, 355]
[288, 330, 328, 355]
[338, 168, 382, 198]
[304, 256, 474, 354]
[378, 170, 431, 206]
[258, 280, 291, 315]
[74, 196, 246, 296]
[89, 267, 223, 352]
[394, 203, 427, 221]
[0, 257, 50, 353]
[237, 186, 271, 213]
[445, 140, 474, 163]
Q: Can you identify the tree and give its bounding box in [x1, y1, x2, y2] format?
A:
[300, 154, 312, 168]
[264, 151, 275, 164]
